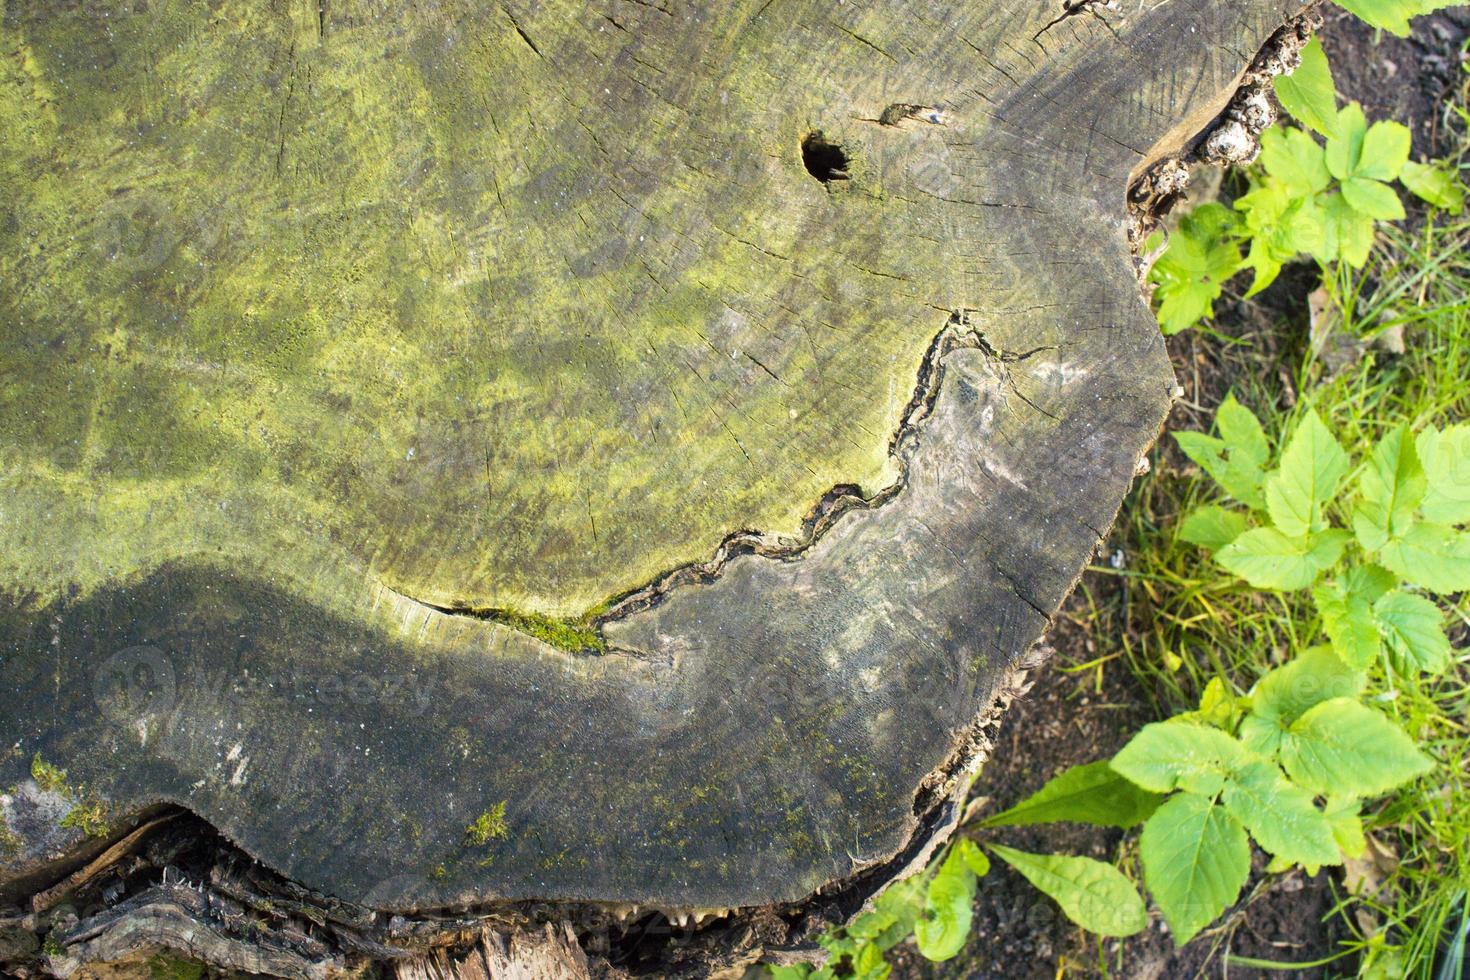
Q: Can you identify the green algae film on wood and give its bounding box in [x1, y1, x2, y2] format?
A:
[1, 0, 1307, 912]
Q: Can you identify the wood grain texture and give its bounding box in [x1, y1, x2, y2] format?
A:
[1, 0, 1304, 911]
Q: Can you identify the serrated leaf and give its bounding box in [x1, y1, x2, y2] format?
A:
[1342, 176, 1405, 220]
[1216, 527, 1349, 591]
[1325, 104, 1369, 182]
[1399, 160, 1465, 212]
[1216, 394, 1270, 468]
[1150, 203, 1243, 335]
[856, 875, 925, 952]
[1352, 424, 1427, 551]
[1179, 505, 1250, 552]
[1174, 431, 1266, 509]
[1417, 424, 1470, 523]
[988, 845, 1147, 938]
[1359, 120, 1412, 181]
[1321, 192, 1377, 267]
[1280, 698, 1434, 796]
[1240, 646, 1365, 757]
[1191, 677, 1245, 730]
[1325, 797, 1367, 861]
[1272, 39, 1337, 137]
[1111, 721, 1251, 796]
[1222, 760, 1340, 868]
[1373, 590, 1450, 675]
[1259, 126, 1333, 196]
[1139, 792, 1251, 945]
[1317, 575, 1381, 675]
[1377, 523, 1470, 594]
[1264, 410, 1349, 537]
[981, 760, 1164, 830]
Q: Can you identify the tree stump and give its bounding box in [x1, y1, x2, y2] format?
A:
[1, 0, 1307, 974]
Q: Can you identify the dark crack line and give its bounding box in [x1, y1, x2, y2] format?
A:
[389, 309, 998, 655]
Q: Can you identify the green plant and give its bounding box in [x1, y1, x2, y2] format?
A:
[770, 817, 1151, 978]
[1335, 0, 1460, 36]
[1181, 401, 1468, 661]
[1148, 34, 1465, 336]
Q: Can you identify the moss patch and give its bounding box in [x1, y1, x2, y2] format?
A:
[464, 802, 509, 846]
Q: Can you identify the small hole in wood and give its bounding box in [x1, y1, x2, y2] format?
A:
[800, 132, 850, 183]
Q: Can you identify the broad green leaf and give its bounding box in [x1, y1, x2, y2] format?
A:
[1139, 792, 1251, 945]
[1179, 505, 1249, 552]
[1234, 177, 1326, 294]
[853, 876, 925, 952]
[1352, 424, 1427, 551]
[1174, 432, 1266, 509]
[1373, 590, 1451, 675]
[1377, 522, 1470, 594]
[1216, 527, 1349, 591]
[1325, 104, 1369, 181]
[1313, 567, 1393, 670]
[1190, 677, 1245, 731]
[1259, 126, 1333, 196]
[1111, 721, 1251, 796]
[954, 838, 990, 877]
[1272, 39, 1338, 137]
[1264, 410, 1349, 537]
[988, 845, 1147, 938]
[1399, 160, 1466, 213]
[850, 944, 890, 980]
[1321, 192, 1377, 267]
[913, 846, 979, 961]
[1240, 646, 1365, 756]
[1325, 797, 1367, 861]
[1358, 120, 1412, 181]
[1222, 760, 1340, 869]
[1341, 176, 1405, 220]
[1335, 0, 1420, 35]
[1239, 234, 1285, 297]
[981, 760, 1164, 830]
[1417, 424, 1470, 523]
[1150, 203, 1243, 335]
[1280, 698, 1434, 796]
[1216, 394, 1270, 469]
[769, 966, 813, 980]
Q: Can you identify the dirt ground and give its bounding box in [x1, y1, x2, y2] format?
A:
[887, 10, 1470, 980]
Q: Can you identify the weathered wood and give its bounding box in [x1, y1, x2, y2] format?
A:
[1, 0, 1306, 964]
[393, 924, 592, 980]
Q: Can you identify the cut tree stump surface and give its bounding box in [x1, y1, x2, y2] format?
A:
[2, 0, 1302, 914]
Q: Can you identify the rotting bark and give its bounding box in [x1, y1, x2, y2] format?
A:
[1, 0, 1315, 975]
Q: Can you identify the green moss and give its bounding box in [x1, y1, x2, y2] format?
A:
[0, 816, 20, 858]
[485, 609, 606, 654]
[59, 798, 111, 839]
[30, 753, 68, 794]
[147, 952, 206, 980]
[464, 801, 509, 846]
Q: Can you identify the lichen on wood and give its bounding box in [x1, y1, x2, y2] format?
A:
[2, 0, 1310, 972]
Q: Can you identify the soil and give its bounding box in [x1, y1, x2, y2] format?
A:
[887, 10, 1470, 980]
